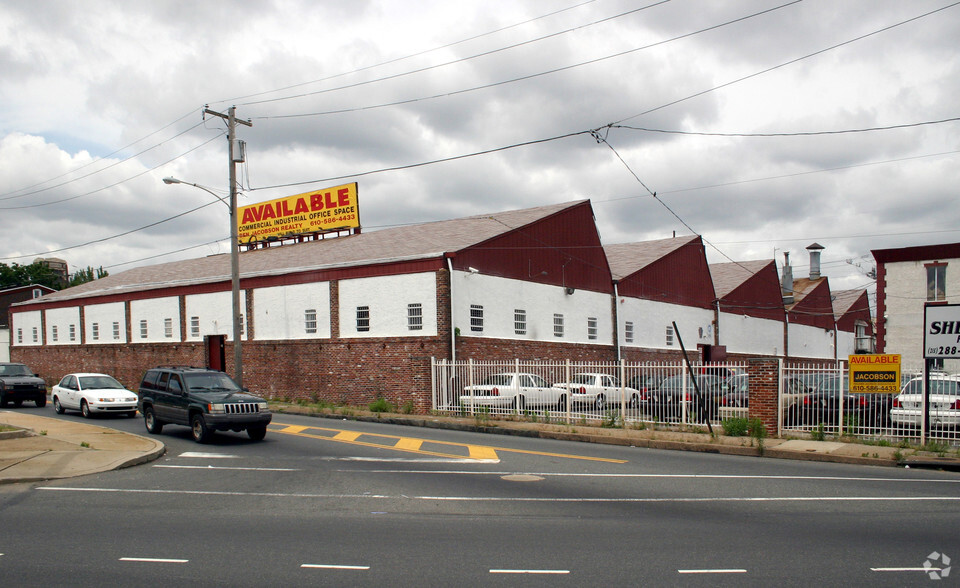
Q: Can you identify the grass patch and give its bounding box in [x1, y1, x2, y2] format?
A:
[368, 396, 395, 414]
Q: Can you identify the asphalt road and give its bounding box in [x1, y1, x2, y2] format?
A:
[1, 410, 959, 586]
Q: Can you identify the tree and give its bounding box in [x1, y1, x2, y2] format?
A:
[0, 262, 61, 290]
[68, 266, 108, 287]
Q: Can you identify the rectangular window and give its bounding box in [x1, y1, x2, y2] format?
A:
[69, 324, 76, 342]
[17, 328, 23, 344]
[927, 263, 947, 301]
[32, 288, 42, 298]
[239, 314, 245, 337]
[92, 323, 100, 341]
[32, 327, 38, 343]
[470, 304, 484, 332]
[305, 309, 317, 334]
[407, 303, 423, 331]
[140, 320, 148, 339]
[52, 325, 59, 342]
[625, 321, 634, 343]
[514, 309, 527, 335]
[190, 316, 200, 338]
[587, 317, 598, 340]
[164, 318, 173, 338]
[356, 306, 370, 332]
[553, 313, 564, 338]
[113, 321, 121, 340]
[665, 325, 674, 346]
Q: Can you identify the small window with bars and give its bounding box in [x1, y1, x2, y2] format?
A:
[356, 306, 370, 332]
[587, 317, 598, 340]
[52, 325, 59, 342]
[32, 327, 38, 343]
[665, 325, 674, 346]
[113, 321, 121, 340]
[514, 309, 527, 335]
[470, 305, 484, 332]
[305, 309, 317, 334]
[164, 318, 173, 338]
[17, 329, 23, 344]
[140, 320, 148, 339]
[407, 303, 423, 331]
[190, 316, 200, 338]
[69, 324, 76, 342]
[625, 321, 634, 343]
[92, 323, 100, 341]
[553, 313, 564, 338]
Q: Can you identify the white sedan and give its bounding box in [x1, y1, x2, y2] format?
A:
[890, 375, 960, 428]
[552, 372, 641, 410]
[52, 373, 139, 418]
[459, 373, 562, 411]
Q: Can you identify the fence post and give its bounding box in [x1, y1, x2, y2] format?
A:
[566, 359, 572, 423]
[619, 359, 626, 425]
[838, 363, 846, 436]
[467, 357, 475, 416]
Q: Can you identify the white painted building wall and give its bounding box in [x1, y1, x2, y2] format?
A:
[718, 312, 783, 356]
[184, 291, 248, 341]
[10, 311, 42, 347]
[0, 328, 9, 361]
[254, 282, 332, 340]
[339, 273, 438, 338]
[836, 330, 856, 358]
[129, 297, 179, 344]
[45, 307, 81, 346]
[619, 298, 713, 350]
[451, 272, 612, 344]
[85, 302, 128, 344]
[787, 323, 835, 359]
[882, 258, 960, 366]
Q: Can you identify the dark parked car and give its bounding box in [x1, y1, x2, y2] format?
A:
[137, 366, 272, 443]
[796, 375, 893, 428]
[0, 362, 47, 408]
[648, 372, 730, 422]
[717, 374, 749, 420]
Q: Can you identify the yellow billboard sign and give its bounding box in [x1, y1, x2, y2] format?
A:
[238, 182, 359, 242]
[848, 354, 901, 393]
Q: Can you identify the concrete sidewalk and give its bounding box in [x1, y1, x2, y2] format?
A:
[0, 411, 165, 484]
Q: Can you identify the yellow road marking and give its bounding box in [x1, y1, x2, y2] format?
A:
[269, 422, 626, 463]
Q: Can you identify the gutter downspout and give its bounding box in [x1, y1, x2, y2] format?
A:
[613, 280, 621, 362]
[446, 256, 456, 365]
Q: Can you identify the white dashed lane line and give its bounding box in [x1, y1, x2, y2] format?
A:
[490, 569, 570, 575]
[301, 564, 370, 570]
[678, 569, 747, 574]
[119, 557, 189, 563]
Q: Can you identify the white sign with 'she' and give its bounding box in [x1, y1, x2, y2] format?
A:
[924, 303, 960, 359]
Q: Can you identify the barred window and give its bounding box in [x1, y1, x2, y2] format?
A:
[92, 323, 100, 341]
[140, 320, 148, 339]
[69, 324, 76, 342]
[190, 316, 200, 338]
[17, 328, 23, 344]
[32, 327, 38, 343]
[305, 309, 317, 334]
[164, 318, 173, 338]
[52, 325, 59, 342]
[665, 325, 674, 346]
[587, 317, 598, 340]
[239, 314, 245, 337]
[470, 304, 484, 332]
[553, 313, 564, 338]
[514, 309, 527, 335]
[113, 321, 121, 340]
[625, 321, 634, 343]
[407, 303, 423, 331]
[356, 306, 370, 332]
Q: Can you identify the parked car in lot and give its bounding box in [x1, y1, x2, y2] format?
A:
[717, 374, 749, 420]
[891, 375, 960, 429]
[795, 375, 894, 427]
[52, 373, 138, 418]
[0, 362, 47, 408]
[551, 373, 641, 410]
[137, 366, 272, 443]
[648, 372, 730, 421]
[459, 373, 561, 411]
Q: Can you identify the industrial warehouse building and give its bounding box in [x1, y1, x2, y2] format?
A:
[9, 199, 870, 411]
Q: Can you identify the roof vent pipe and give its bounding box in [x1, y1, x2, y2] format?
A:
[807, 242, 824, 280]
[781, 252, 794, 304]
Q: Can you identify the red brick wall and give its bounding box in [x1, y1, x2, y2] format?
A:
[747, 358, 779, 436]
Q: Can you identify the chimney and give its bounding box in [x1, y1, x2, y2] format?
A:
[807, 242, 824, 280]
[781, 251, 794, 304]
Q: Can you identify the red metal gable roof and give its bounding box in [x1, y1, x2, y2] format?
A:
[710, 260, 785, 322]
[787, 278, 835, 329]
[606, 236, 715, 309]
[832, 289, 873, 334]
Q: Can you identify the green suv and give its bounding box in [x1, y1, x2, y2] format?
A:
[137, 366, 271, 443]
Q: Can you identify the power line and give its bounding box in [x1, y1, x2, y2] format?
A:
[611, 116, 960, 138]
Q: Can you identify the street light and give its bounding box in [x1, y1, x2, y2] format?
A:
[162, 176, 243, 386]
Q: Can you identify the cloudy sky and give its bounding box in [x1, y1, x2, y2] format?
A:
[2, 0, 959, 303]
